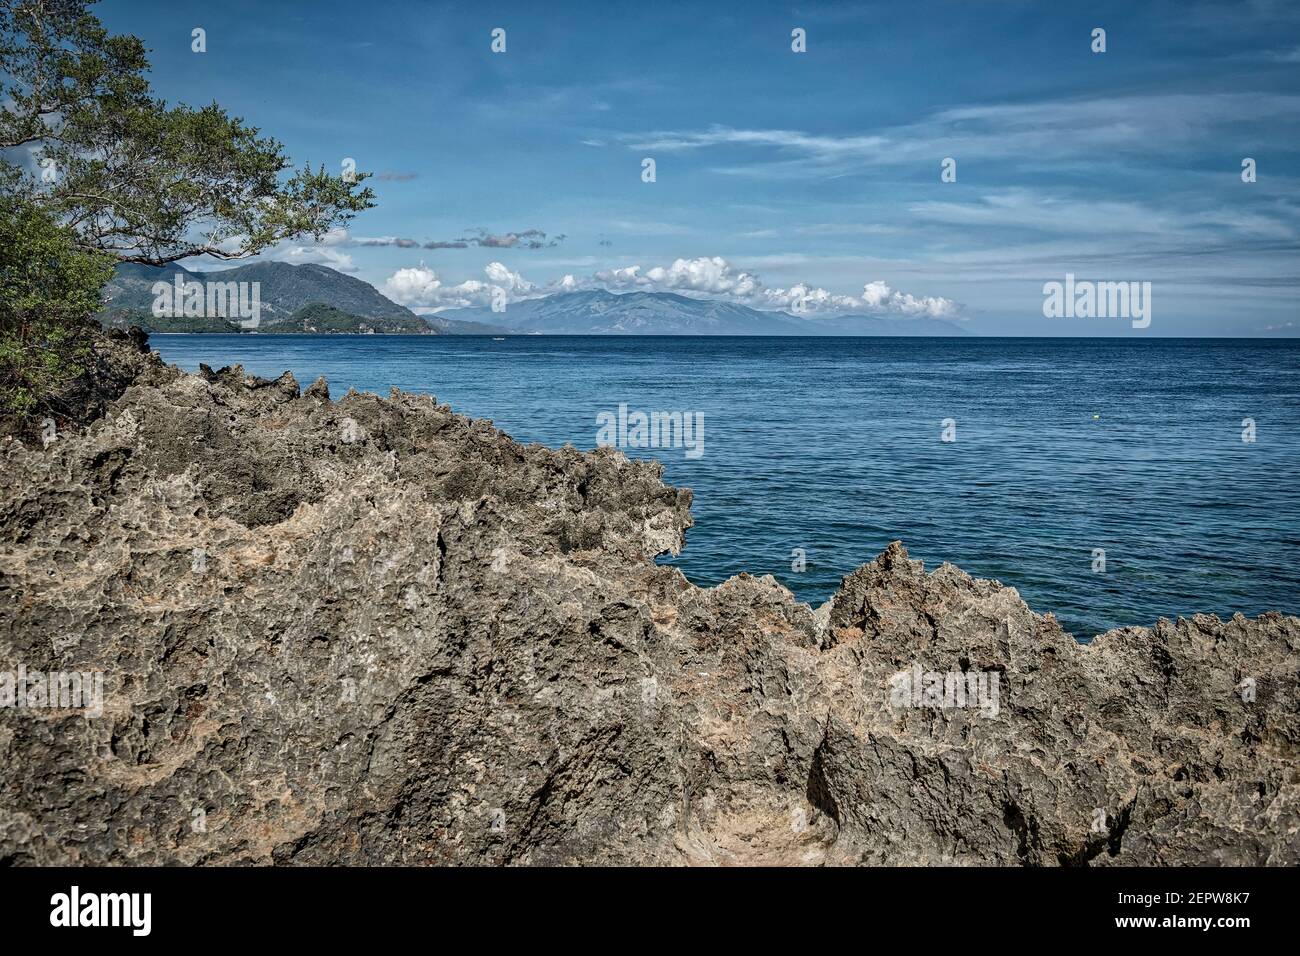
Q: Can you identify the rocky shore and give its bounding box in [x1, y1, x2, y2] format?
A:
[1, 330, 1296, 865]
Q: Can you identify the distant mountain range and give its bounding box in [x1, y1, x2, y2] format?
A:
[440, 289, 968, 335]
[97, 263, 968, 336]
[97, 262, 507, 335]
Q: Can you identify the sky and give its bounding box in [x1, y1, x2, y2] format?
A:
[100, 0, 1300, 335]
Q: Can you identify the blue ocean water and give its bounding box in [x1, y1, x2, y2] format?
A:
[151, 334, 1300, 640]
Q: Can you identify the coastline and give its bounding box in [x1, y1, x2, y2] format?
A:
[1, 329, 1296, 865]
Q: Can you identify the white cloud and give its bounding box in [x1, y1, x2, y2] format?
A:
[484, 261, 536, 295]
[578, 256, 957, 317]
[607, 220, 695, 236]
[909, 189, 1297, 242]
[382, 261, 537, 312]
[273, 244, 357, 272]
[315, 227, 352, 247]
[622, 93, 1300, 175]
[385, 255, 959, 317]
[383, 264, 445, 304]
[382, 263, 490, 310]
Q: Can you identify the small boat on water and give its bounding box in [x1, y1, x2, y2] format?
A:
[492, 337, 505, 340]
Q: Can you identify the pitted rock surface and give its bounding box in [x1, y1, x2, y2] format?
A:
[1, 331, 1296, 865]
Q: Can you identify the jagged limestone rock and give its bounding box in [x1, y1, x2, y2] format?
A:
[1, 331, 1296, 865]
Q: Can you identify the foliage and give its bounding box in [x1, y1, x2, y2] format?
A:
[0, 0, 376, 426]
[0, 189, 112, 422]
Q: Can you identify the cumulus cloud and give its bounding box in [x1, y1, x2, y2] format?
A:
[484, 261, 537, 295]
[382, 264, 488, 311]
[272, 243, 358, 272]
[381, 261, 538, 312]
[382, 255, 958, 318]
[567, 256, 957, 317]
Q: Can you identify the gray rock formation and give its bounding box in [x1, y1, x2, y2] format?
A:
[1, 330, 1296, 865]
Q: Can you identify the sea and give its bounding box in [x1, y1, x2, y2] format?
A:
[150, 334, 1300, 641]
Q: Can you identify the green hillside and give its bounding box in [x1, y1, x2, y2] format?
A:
[263, 302, 429, 334]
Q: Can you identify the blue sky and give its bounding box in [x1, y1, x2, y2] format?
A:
[101, 0, 1300, 335]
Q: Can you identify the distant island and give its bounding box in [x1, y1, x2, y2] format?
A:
[97, 261, 511, 335]
[439, 288, 970, 335]
[98, 262, 972, 336]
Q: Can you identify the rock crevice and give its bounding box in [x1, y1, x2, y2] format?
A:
[1, 331, 1295, 865]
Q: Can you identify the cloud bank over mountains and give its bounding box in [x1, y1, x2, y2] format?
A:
[381, 255, 959, 318]
[383, 261, 539, 313]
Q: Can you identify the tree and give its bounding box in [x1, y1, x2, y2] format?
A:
[0, 186, 112, 422]
[2, 0, 375, 264]
[0, 0, 376, 427]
